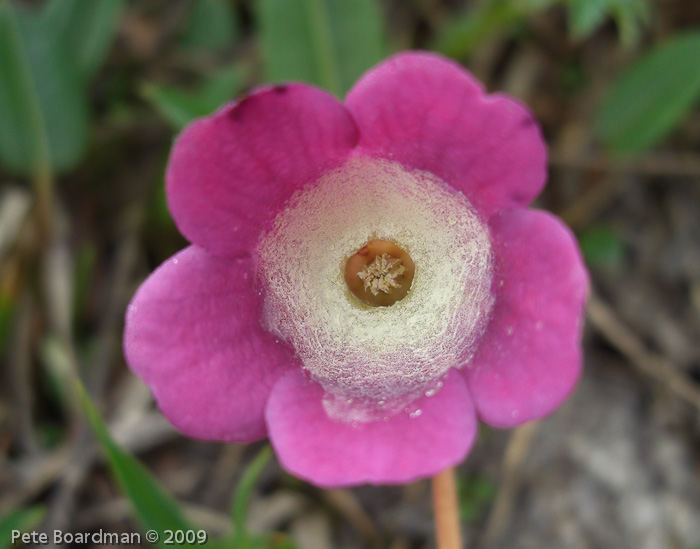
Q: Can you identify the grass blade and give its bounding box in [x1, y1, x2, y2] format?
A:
[232, 445, 273, 545]
[77, 381, 198, 546]
[0, 506, 46, 549]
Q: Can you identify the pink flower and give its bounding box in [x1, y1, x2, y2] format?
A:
[124, 52, 588, 487]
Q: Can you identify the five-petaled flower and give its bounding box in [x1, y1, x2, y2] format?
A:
[124, 52, 588, 488]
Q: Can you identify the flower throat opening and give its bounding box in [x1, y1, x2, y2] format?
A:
[256, 157, 494, 419]
[345, 240, 415, 307]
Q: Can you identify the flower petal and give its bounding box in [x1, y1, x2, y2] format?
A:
[124, 246, 296, 442]
[345, 52, 547, 218]
[265, 369, 477, 487]
[167, 85, 359, 258]
[464, 210, 588, 427]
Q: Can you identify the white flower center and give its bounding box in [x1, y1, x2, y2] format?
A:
[256, 157, 494, 422]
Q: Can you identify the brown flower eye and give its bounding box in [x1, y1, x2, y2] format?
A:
[345, 240, 415, 307]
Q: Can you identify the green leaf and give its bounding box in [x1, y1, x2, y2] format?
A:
[434, 0, 558, 58]
[77, 381, 197, 546]
[567, 0, 649, 45]
[597, 31, 700, 154]
[0, 506, 46, 549]
[0, 3, 90, 175]
[568, 0, 608, 39]
[181, 0, 239, 52]
[257, 0, 385, 96]
[610, 0, 650, 48]
[17, 11, 89, 173]
[43, 0, 125, 78]
[0, 1, 50, 175]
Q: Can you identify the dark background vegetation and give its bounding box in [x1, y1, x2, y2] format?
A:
[1, 0, 699, 547]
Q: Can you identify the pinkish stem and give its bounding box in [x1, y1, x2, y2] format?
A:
[432, 467, 463, 549]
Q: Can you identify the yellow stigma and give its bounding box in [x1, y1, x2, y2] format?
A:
[345, 240, 415, 307]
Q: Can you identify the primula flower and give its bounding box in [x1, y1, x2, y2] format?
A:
[124, 52, 588, 487]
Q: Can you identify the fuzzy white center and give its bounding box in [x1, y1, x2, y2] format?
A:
[256, 157, 494, 421]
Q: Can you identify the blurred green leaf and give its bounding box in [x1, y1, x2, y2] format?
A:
[579, 224, 624, 268]
[568, 0, 607, 38]
[181, 0, 239, 52]
[144, 63, 247, 130]
[78, 381, 198, 546]
[597, 31, 700, 154]
[0, 1, 50, 175]
[0, 0, 122, 176]
[0, 3, 90, 175]
[257, 0, 385, 96]
[15, 11, 90, 173]
[567, 0, 649, 45]
[609, 0, 650, 47]
[435, 0, 647, 58]
[43, 0, 125, 78]
[434, 0, 557, 58]
[0, 506, 46, 549]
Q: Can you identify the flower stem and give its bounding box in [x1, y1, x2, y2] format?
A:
[432, 466, 463, 549]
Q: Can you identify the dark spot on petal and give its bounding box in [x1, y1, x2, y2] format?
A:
[228, 86, 289, 122]
[228, 94, 255, 121]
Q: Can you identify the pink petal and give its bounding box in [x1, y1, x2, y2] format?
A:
[345, 52, 547, 218]
[124, 246, 296, 442]
[465, 210, 588, 427]
[167, 85, 359, 258]
[265, 369, 477, 487]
